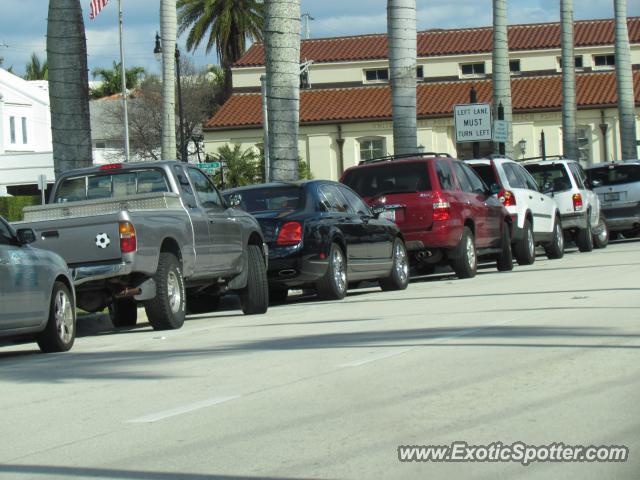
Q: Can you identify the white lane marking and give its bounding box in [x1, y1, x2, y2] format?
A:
[339, 348, 413, 367]
[126, 395, 240, 423]
[339, 319, 518, 368]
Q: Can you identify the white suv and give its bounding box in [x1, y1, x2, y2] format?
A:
[467, 157, 563, 265]
[523, 158, 608, 251]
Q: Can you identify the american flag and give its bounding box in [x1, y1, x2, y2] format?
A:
[89, 0, 109, 20]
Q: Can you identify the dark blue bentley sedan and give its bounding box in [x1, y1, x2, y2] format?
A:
[223, 180, 409, 303]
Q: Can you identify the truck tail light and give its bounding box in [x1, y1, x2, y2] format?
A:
[119, 221, 137, 253]
[498, 189, 516, 207]
[100, 163, 123, 171]
[276, 221, 302, 246]
[572, 193, 583, 211]
[433, 194, 451, 221]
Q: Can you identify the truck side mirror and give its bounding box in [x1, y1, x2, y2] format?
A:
[16, 228, 36, 245]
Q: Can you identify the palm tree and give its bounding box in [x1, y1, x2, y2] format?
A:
[177, 0, 264, 101]
[24, 53, 48, 80]
[387, 0, 417, 156]
[613, 0, 638, 160]
[492, 0, 513, 157]
[264, 0, 300, 182]
[213, 144, 261, 188]
[560, 0, 578, 160]
[47, 0, 92, 177]
[161, 0, 177, 160]
[90, 61, 145, 98]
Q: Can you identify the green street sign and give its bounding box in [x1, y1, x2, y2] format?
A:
[196, 162, 221, 170]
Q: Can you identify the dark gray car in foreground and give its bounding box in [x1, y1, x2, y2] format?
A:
[0, 215, 76, 352]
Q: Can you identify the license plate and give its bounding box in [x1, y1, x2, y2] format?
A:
[604, 192, 620, 202]
[378, 209, 396, 222]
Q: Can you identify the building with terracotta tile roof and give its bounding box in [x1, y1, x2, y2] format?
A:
[203, 17, 640, 180]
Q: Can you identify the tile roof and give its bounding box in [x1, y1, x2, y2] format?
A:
[234, 17, 640, 67]
[204, 71, 640, 130]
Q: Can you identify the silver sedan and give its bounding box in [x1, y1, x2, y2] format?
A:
[0, 215, 76, 352]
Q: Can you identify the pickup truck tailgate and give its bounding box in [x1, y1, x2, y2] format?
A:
[16, 193, 182, 265]
[22, 215, 123, 265]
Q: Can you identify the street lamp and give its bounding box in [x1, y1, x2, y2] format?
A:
[518, 138, 527, 159]
[154, 32, 187, 162]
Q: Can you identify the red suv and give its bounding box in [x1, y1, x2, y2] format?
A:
[340, 153, 513, 278]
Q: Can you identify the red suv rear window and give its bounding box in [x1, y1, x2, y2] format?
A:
[342, 162, 431, 198]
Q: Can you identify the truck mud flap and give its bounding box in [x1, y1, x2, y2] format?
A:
[227, 250, 249, 290]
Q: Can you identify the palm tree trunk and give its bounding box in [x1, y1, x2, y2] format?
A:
[47, 0, 92, 177]
[561, 0, 578, 160]
[160, 0, 177, 160]
[492, 0, 513, 158]
[264, 0, 300, 181]
[387, 0, 417, 155]
[614, 0, 638, 160]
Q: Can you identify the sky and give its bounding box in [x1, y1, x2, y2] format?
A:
[0, 0, 638, 78]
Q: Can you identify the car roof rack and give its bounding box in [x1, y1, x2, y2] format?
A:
[520, 155, 566, 163]
[359, 151, 452, 165]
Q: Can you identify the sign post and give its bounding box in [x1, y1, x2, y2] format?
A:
[37, 174, 47, 205]
[196, 162, 221, 175]
[454, 103, 492, 143]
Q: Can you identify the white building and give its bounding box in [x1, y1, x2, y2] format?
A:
[0, 68, 54, 195]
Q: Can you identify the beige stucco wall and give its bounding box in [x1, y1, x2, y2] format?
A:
[203, 106, 640, 181]
[232, 44, 640, 89]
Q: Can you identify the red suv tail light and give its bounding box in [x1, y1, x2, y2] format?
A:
[433, 195, 451, 221]
[498, 189, 516, 207]
[277, 221, 302, 246]
[119, 221, 137, 253]
[572, 193, 583, 211]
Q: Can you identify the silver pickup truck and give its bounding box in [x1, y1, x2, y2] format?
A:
[14, 161, 269, 330]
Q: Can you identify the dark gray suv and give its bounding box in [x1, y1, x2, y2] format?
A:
[0, 215, 76, 353]
[586, 161, 640, 238]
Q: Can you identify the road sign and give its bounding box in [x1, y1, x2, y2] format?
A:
[196, 162, 221, 174]
[492, 120, 508, 143]
[454, 103, 492, 143]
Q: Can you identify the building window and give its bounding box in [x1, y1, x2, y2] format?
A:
[95, 141, 106, 149]
[557, 55, 584, 70]
[593, 54, 615, 69]
[359, 137, 386, 161]
[509, 60, 521, 74]
[460, 62, 485, 77]
[416, 65, 424, 79]
[21, 117, 27, 144]
[9, 116, 16, 144]
[364, 68, 389, 82]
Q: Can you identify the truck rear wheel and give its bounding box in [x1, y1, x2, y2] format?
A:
[496, 223, 514, 272]
[144, 252, 185, 330]
[109, 298, 138, 327]
[514, 219, 535, 265]
[240, 245, 269, 315]
[593, 216, 609, 249]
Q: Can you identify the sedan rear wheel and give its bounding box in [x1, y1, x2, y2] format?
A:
[37, 281, 76, 353]
[380, 238, 409, 291]
[317, 243, 347, 300]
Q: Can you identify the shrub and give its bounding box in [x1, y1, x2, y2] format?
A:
[0, 196, 39, 221]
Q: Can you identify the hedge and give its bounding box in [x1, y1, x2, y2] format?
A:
[0, 196, 40, 222]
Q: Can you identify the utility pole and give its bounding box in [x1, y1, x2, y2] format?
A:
[301, 13, 314, 39]
[118, 0, 130, 161]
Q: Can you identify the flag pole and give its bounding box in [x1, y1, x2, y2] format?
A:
[118, 0, 130, 161]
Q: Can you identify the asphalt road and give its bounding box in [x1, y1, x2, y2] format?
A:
[1, 239, 639, 480]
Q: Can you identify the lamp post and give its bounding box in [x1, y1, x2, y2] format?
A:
[154, 32, 187, 162]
